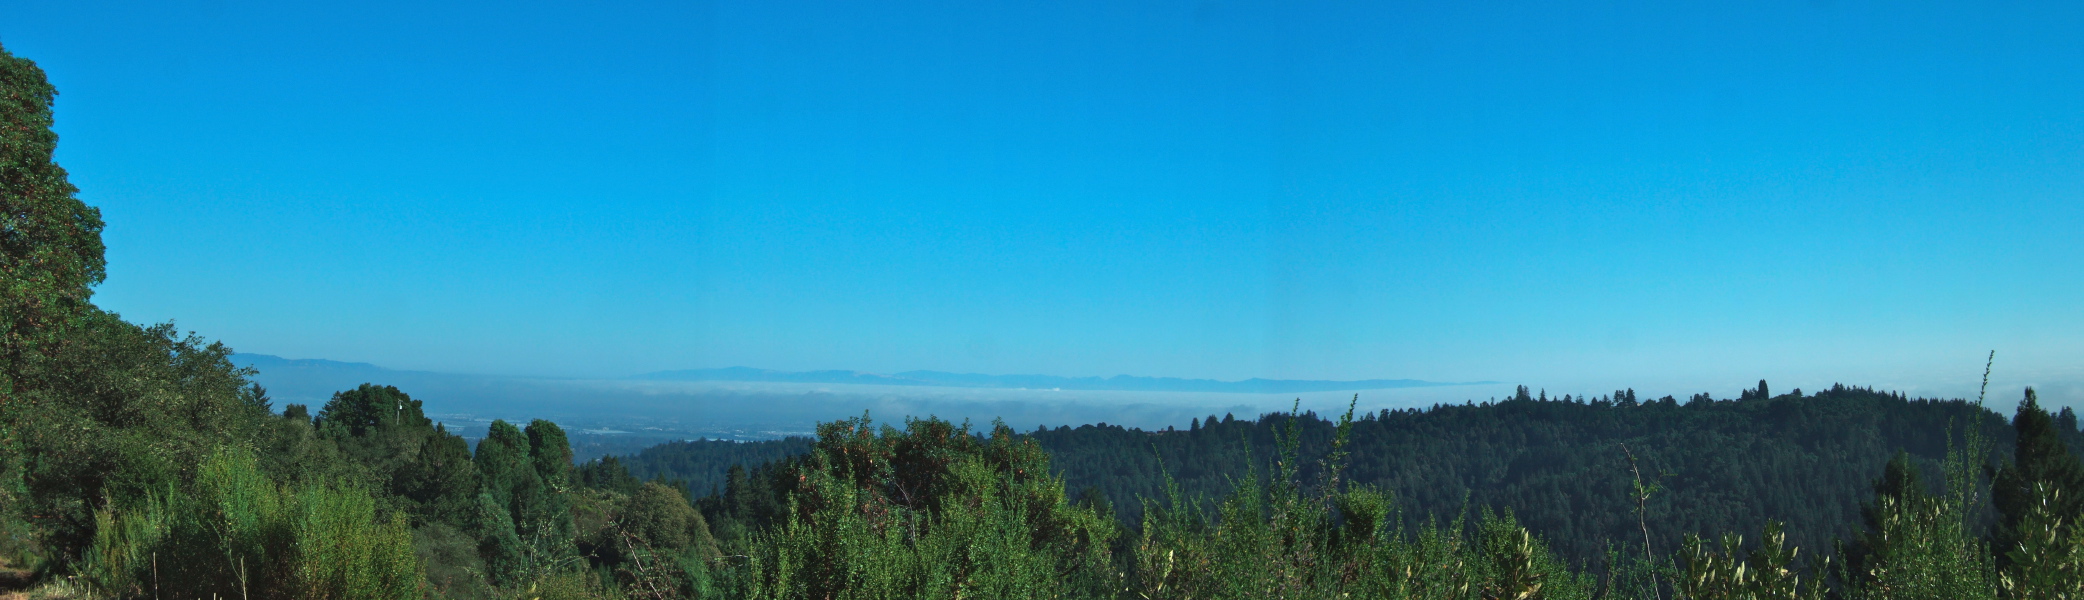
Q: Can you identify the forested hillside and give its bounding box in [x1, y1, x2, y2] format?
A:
[609, 384, 2079, 565]
[605, 437, 816, 499]
[1034, 385, 2074, 564]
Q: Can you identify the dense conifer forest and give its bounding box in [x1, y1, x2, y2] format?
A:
[5, 43, 2084, 599]
[629, 386, 2081, 566]
[605, 438, 817, 502]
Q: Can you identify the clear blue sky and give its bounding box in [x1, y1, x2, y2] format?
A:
[3, 1, 2080, 399]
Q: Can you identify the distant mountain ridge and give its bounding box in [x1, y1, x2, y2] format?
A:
[235, 354, 392, 372]
[631, 366, 1486, 394]
[232, 353, 1489, 398]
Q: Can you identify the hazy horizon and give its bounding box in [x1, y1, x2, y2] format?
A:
[5, 0, 2079, 414]
[232, 352, 2074, 432]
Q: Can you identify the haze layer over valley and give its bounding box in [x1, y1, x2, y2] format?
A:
[233, 352, 2074, 464]
[233, 353, 1522, 454]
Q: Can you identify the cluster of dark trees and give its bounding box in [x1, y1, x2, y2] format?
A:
[7, 42, 2084, 598]
[604, 437, 815, 503]
[1034, 383, 2071, 564]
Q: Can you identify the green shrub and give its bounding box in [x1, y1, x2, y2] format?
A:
[1997, 485, 2084, 599]
[415, 522, 494, 600]
[717, 415, 1118, 600]
[1673, 521, 1827, 600]
[78, 449, 422, 599]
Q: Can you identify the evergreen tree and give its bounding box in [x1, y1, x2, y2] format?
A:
[521, 419, 578, 567]
[576, 455, 643, 495]
[395, 423, 478, 528]
[1992, 388, 2084, 567]
[529, 419, 575, 487]
[473, 420, 542, 584]
[1841, 452, 1932, 581]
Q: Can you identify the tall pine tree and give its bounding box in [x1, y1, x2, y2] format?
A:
[1992, 388, 2084, 566]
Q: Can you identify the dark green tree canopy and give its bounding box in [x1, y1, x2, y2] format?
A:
[0, 43, 104, 384]
[526, 418, 572, 486]
[621, 482, 710, 553]
[1993, 387, 2084, 562]
[476, 420, 534, 506]
[316, 383, 429, 438]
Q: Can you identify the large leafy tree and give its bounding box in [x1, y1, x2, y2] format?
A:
[0, 41, 107, 555]
[0, 44, 268, 565]
[12, 315, 259, 561]
[315, 383, 478, 528]
[318, 383, 428, 438]
[0, 42, 104, 385]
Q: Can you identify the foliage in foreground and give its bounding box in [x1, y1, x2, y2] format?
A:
[78, 449, 421, 599]
[1130, 400, 1592, 600]
[715, 416, 1119, 599]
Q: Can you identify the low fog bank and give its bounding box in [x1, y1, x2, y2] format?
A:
[534, 379, 1526, 431]
[233, 354, 1516, 437]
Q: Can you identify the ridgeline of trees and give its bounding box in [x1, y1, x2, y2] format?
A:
[607, 384, 2081, 568]
[5, 43, 2084, 598]
[1030, 384, 2073, 564]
